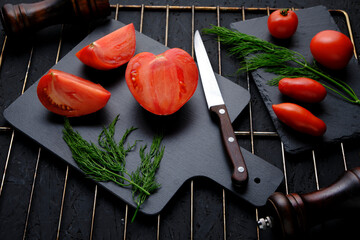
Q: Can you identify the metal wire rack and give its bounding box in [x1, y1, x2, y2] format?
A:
[0, 4, 358, 240]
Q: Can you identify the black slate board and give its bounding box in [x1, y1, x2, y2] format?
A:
[231, 5, 360, 154]
[3, 20, 283, 215]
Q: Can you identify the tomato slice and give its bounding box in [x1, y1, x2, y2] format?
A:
[37, 69, 111, 117]
[125, 48, 199, 115]
[76, 23, 136, 70]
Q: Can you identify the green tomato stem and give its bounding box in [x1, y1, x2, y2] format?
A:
[280, 8, 290, 16]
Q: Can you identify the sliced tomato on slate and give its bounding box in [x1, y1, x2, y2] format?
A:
[76, 23, 136, 70]
[37, 69, 111, 117]
[125, 48, 199, 115]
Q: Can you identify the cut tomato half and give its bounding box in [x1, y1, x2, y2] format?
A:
[125, 48, 199, 115]
[37, 69, 111, 117]
[76, 23, 136, 70]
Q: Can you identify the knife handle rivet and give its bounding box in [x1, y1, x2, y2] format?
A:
[219, 109, 226, 114]
[228, 137, 235, 142]
[238, 166, 245, 173]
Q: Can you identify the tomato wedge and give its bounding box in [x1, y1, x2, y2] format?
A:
[76, 23, 136, 70]
[272, 103, 326, 136]
[125, 48, 199, 115]
[37, 69, 111, 117]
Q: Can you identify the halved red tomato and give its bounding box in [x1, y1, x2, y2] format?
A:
[76, 23, 136, 70]
[37, 69, 111, 117]
[125, 48, 199, 115]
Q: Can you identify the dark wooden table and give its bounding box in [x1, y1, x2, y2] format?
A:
[0, 0, 359, 239]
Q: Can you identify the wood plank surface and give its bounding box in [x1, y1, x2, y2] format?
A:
[0, 0, 359, 239]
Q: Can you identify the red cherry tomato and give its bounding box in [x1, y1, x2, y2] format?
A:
[76, 23, 136, 70]
[278, 77, 327, 103]
[37, 69, 111, 117]
[125, 48, 199, 115]
[272, 103, 326, 136]
[267, 9, 298, 39]
[310, 30, 353, 70]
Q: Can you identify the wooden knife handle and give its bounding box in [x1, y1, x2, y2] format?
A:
[210, 104, 248, 186]
[0, 0, 111, 36]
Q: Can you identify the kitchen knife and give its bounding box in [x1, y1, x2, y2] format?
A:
[194, 30, 248, 186]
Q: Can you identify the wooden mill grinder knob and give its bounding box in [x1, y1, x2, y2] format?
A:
[0, 0, 111, 36]
[258, 167, 360, 239]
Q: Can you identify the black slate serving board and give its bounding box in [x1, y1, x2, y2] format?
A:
[231, 6, 360, 154]
[4, 20, 283, 215]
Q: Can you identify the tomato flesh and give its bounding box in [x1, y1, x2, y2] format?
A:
[76, 23, 136, 70]
[267, 9, 298, 39]
[125, 48, 199, 115]
[310, 30, 353, 70]
[37, 69, 111, 117]
[278, 77, 327, 103]
[272, 103, 326, 136]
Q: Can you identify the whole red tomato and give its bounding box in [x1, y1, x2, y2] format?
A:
[278, 77, 327, 103]
[272, 103, 326, 136]
[37, 69, 111, 117]
[76, 23, 136, 70]
[310, 30, 353, 70]
[125, 48, 199, 115]
[267, 8, 298, 39]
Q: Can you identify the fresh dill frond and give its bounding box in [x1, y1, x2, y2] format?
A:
[62, 115, 166, 222]
[63, 116, 151, 195]
[97, 115, 138, 177]
[130, 135, 165, 222]
[203, 25, 359, 105]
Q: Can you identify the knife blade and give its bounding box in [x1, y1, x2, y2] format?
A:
[194, 30, 248, 186]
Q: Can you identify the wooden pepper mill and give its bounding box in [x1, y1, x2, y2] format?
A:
[0, 0, 111, 36]
[257, 167, 360, 239]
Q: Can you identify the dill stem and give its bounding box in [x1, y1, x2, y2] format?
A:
[293, 59, 359, 103]
[88, 158, 150, 196]
[101, 167, 151, 196]
[131, 205, 140, 223]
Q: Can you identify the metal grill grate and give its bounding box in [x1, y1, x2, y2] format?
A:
[0, 4, 358, 240]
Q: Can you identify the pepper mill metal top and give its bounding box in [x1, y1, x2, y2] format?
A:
[0, 0, 111, 37]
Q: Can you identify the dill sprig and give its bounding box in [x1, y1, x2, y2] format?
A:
[63, 116, 150, 195]
[62, 115, 166, 222]
[203, 25, 360, 105]
[130, 135, 164, 222]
